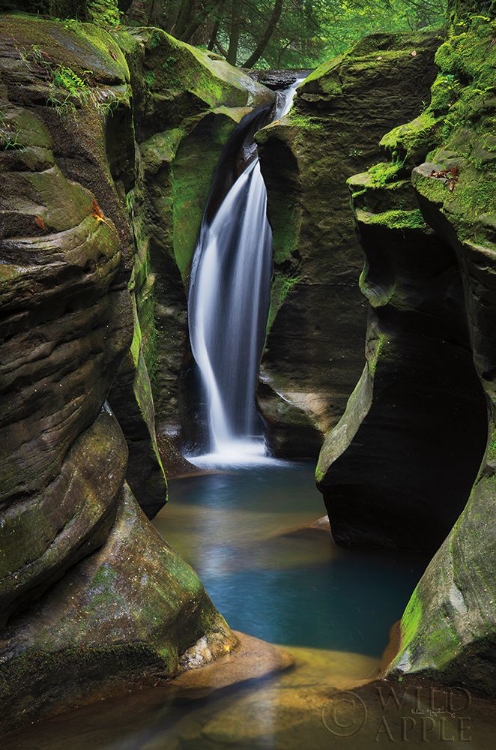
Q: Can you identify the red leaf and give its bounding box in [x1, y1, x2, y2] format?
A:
[91, 198, 105, 220]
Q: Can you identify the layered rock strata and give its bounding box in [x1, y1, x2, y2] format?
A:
[0, 14, 256, 730]
[257, 31, 442, 456]
[316, 5, 496, 694]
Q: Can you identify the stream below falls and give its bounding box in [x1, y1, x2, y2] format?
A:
[10, 461, 496, 749]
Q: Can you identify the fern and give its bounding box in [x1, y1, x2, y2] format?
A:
[52, 66, 87, 97]
[19, 45, 120, 120]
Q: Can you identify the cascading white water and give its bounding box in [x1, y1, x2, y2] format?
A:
[188, 75, 306, 465]
[274, 76, 304, 119]
[188, 158, 272, 461]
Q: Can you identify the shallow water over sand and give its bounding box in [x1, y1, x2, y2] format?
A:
[7, 462, 496, 749]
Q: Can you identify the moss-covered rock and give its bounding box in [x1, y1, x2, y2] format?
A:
[0, 13, 170, 510]
[257, 31, 442, 457]
[316, 183, 487, 553]
[0, 13, 238, 730]
[0, 483, 237, 733]
[0, 17, 134, 628]
[108, 297, 168, 519]
[317, 4, 496, 695]
[386, 13, 496, 689]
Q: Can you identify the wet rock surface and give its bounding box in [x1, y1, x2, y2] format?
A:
[318, 8, 496, 695]
[257, 31, 442, 457]
[0, 14, 248, 731]
[6, 641, 496, 749]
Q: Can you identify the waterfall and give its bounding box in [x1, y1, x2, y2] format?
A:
[188, 75, 305, 464]
[188, 158, 272, 460]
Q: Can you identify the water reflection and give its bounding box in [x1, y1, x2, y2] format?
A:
[154, 462, 426, 656]
[10, 462, 479, 750]
[8, 646, 496, 749]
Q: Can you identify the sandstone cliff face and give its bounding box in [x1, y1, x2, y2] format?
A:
[257, 31, 441, 457]
[0, 15, 250, 730]
[316, 7, 496, 695]
[387, 13, 496, 694]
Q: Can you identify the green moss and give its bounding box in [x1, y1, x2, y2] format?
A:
[162, 55, 177, 72]
[140, 128, 184, 171]
[144, 69, 156, 89]
[0, 641, 167, 733]
[356, 207, 426, 230]
[436, 17, 496, 86]
[156, 645, 179, 674]
[431, 72, 463, 114]
[85, 0, 121, 27]
[400, 587, 423, 645]
[271, 204, 301, 266]
[380, 111, 440, 162]
[423, 621, 462, 669]
[286, 113, 323, 131]
[172, 114, 238, 279]
[301, 31, 441, 97]
[149, 30, 162, 49]
[2, 15, 129, 82]
[486, 429, 496, 461]
[455, 178, 496, 216]
[368, 332, 389, 374]
[137, 275, 158, 382]
[57, 18, 128, 78]
[6, 18, 129, 122]
[301, 54, 344, 87]
[367, 160, 406, 187]
[135, 27, 250, 110]
[130, 317, 142, 368]
[432, 17, 496, 141]
[267, 275, 300, 332]
[414, 165, 496, 237]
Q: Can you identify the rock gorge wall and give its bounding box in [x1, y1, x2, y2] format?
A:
[257, 31, 441, 457]
[92, 25, 444, 462]
[0, 13, 272, 731]
[317, 2, 496, 696]
[2, 0, 495, 728]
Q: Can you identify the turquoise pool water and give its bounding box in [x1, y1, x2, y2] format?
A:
[154, 461, 426, 657]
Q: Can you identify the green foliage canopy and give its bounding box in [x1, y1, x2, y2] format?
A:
[0, 0, 448, 67]
[124, 0, 448, 67]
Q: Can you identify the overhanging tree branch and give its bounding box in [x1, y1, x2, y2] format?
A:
[242, 0, 284, 67]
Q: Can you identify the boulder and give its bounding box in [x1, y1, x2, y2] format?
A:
[0, 483, 236, 732]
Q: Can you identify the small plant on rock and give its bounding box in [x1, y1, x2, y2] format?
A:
[48, 64, 91, 117]
[19, 44, 119, 119]
[0, 111, 20, 150]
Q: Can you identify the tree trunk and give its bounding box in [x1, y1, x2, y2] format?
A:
[181, 0, 220, 41]
[174, 0, 197, 38]
[242, 0, 283, 68]
[227, 0, 241, 65]
[207, 0, 225, 50]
